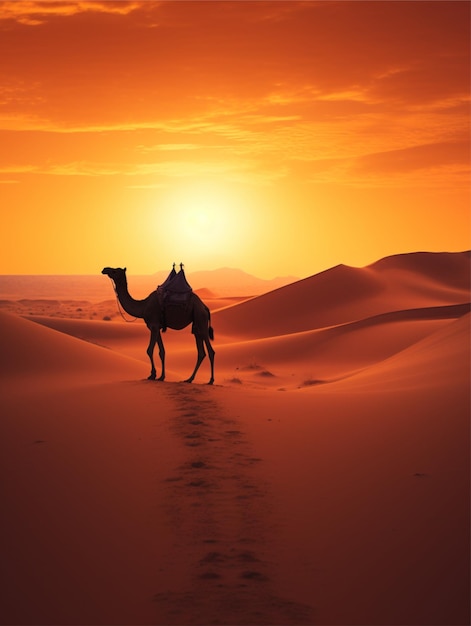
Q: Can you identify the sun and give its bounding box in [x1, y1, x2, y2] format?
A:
[181, 197, 230, 242]
[159, 182, 248, 262]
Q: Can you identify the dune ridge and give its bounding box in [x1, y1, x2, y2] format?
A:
[214, 250, 470, 339]
[371, 249, 471, 282]
[332, 311, 471, 390]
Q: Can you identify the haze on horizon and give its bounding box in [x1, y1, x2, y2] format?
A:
[1, 1, 470, 279]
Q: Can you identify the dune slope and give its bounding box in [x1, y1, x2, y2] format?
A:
[213, 250, 470, 339]
[0, 310, 146, 385]
[230, 313, 470, 625]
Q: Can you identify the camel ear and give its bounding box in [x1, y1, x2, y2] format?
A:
[124, 267, 127, 272]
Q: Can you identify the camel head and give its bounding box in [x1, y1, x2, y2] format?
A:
[101, 267, 127, 286]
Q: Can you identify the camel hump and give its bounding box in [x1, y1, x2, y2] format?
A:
[157, 264, 193, 306]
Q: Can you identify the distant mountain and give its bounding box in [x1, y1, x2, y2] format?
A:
[182, 268, 298, 297]
[0, 268, 299, 301]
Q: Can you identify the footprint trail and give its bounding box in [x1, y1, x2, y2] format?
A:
[153, 383, 313, 625]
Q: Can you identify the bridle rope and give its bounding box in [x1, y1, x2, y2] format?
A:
[108, 277, 138, 323]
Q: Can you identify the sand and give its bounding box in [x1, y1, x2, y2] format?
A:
[1, 251, 470, 625]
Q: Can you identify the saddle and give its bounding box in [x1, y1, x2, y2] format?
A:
[156, 264, 193, 307]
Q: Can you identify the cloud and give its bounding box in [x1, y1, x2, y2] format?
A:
[138, 144, 200, 153]
[354, 141, 471, 175]
[1, 0, 468, 140]
[0, 114, 176, 134]
[1, 152, 282, 186]
[0, 1, 142, 25]
[43, 161, 123, 177]
[0, 164, 37, 174]
[129, 159, 286, 186]
[1, 104, 468, 194]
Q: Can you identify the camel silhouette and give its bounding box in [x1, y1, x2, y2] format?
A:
[102, 266, 215, 384]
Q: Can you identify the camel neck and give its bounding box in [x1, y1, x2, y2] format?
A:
[113, 276, 146, 319]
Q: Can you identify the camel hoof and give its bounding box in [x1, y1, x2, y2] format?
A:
[148, 374, 156, 380]
[183, 378, 193, 384]
[208, 380, 214, 385]
[157, 375, 165, 382]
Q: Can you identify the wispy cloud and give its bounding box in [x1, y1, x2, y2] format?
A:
[11, 154, 286, 189]
[0, 115, 175, 134]
[0, 164, 37, 174]
[0, 1, 141, 25]
[1, 101, 468, 193]
[354, 141, 470, 175]
[43, 161, 123, 177]
[138, 143, 200, 153]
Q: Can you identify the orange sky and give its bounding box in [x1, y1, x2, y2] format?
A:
[1, 0, 470, 278]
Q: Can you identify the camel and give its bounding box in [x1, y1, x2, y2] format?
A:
[102, 266, 215, 384]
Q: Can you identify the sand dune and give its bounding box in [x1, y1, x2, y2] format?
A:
[0, 310, 146, 386]
[1, 250, 469, 625]
[26, 302, 469, 388]
[214, 250, 470, 339]
[371, 249, 470, 281]
[335, 310, 471, 390]
[217, 303, 470, 385]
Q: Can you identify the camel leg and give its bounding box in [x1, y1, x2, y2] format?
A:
[204, 336, 215, 385]
[147, 328, 166, 381]
[156, 330, 166, 381]
[184, 335, 206, 383]
[146, 329, 157, 380]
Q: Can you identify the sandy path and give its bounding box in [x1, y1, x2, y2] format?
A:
[152, 383, 313, 625]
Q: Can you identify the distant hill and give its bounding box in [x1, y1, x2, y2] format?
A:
[174, 267, 298, 297]
[0, 268, 298, 301]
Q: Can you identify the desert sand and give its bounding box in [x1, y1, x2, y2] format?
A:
[1, 251, 469, 625]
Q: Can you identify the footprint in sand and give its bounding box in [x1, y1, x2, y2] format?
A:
[185, 432, 201, 439]
[191, 461, 206, 469]
[240, 570, 269, 582]
[236, 550, 260, 563]
[188, 479, 208, 488]
[199, 571, 222, 580]
[200, 551, 225, 564]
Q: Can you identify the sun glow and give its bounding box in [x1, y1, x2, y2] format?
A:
[181, 200, 230, 244]
[158, 182, 252, 264]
